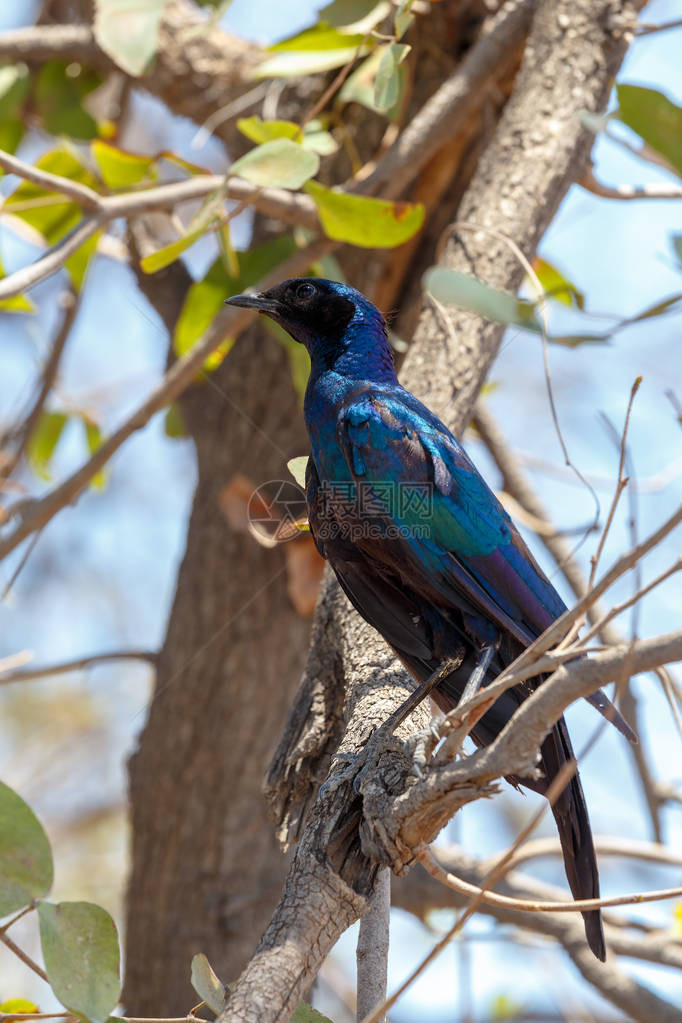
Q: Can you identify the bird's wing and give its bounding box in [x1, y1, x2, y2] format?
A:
[336, 389, 567, 647]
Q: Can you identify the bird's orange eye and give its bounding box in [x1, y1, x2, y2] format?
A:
[295, 283, 315, 302]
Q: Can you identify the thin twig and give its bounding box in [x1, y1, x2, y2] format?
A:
[581, 165, 682, 200]
[0, 649, 158, 685]
[419, 846, 682, 914]
[486, 835, 682, 870]
[0, 932, 48, 981]
[356, 867, 390, 1023]
[1, 289, 80, 481]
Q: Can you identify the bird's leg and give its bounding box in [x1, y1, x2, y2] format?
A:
[322, 654, 464, 795]
[456, 639, 499, 708]
[381, 654, 465, 735]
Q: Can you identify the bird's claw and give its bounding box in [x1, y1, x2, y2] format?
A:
[320, 725, 413, 797]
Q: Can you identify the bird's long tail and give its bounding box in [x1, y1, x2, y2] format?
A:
[521, 718, 605, 961]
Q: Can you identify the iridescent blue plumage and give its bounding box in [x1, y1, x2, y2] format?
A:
[225, 276, 634, 963]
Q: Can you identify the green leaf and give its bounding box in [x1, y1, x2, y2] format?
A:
[425, 266, 540, 329]
[319, 0, 387, 28]
[338, 48, 402, 118]
[0, 63, 30, 154]
[34, 61, 100, 140]
[79, 419, 107, 489]
[305, 181, 424, 247]
[617, 84, 682, 178]
[373, 43, 410, 113]
[287, 455, 309, 488]
[91, 139, 158, 188]
[174, 235, 298, 367]
[190, 953, 226, 1015]
[290, 1000, 335, 1023]
[94, 0, 166, 76]
[5, 149, 97, 242]
[0, 1000, 39, 1013]
[300, 127, 338, 156]
[237, 116, 300, 144]
[0, 781, 53, 917]
[5, 148, 101, 289]
[27, 411, 69, 480]
[164, 403, 188, 438]
[0, 255, 35, 314]
[531, 257, 584, 309]
[38, 901, 120, 1023]
[394, 1, 415, 39]
[231, 139, 319, 190]
[424, 267, 610, 347]
[0, 63, 30, 119]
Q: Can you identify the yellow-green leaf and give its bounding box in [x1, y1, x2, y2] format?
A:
[5, 149, 98, 242]
[0, 1000, 40, 1014]
[141, 190, 225, 273]
[269, 26, 366, 52]
[0, 255, 35, 313]
[253, 28, 368, 79]
[5, 148, 100, 290]
[237, 116, 300, 144]
[27, 411, 69, 480]
[164, 403, 188, 439]
[531, 257, 584, 309]
[231, 139, 319, 190]
[91, 139, 158, 188]
[305, 180, 424, 247]
[617, 83, 682, 178]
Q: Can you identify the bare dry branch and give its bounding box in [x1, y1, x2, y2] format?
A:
[0, 650, 157, 685]
[581, 165, 682, 200]
[356, 868, 390, 1023]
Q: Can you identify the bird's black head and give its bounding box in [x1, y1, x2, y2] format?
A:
[225, 277, 393, 376]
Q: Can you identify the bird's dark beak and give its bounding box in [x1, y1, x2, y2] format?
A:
[224, 291, 280, 315]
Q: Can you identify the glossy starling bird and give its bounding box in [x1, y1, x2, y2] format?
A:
[227, 277, 635, 961]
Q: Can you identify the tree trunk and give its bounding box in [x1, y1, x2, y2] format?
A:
[124, 325, 310, 1013]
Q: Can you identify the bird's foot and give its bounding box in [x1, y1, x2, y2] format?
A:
[405, 717, 443, 777]
[320, 724, 415, 798]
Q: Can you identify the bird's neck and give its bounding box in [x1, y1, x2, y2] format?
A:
[308, 321, 398, 385]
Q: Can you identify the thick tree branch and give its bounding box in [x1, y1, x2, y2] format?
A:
[0, 0, 260, 147]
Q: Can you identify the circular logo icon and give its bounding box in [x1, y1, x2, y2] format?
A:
[247, 479, 307, 545]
